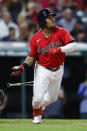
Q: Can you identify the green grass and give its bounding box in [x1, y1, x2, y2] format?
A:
[0, 119, 87, 131]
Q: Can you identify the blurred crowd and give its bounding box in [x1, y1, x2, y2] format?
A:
[0, 0, 87, 43]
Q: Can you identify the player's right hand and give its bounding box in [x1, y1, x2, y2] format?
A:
[10, 65, 24, 76]
[46, 47, 61, 55]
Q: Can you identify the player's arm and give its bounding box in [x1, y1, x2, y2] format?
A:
[60, 29, 77, 53]
[24, 56, 36, 66]
[47, 41, 78, 55]
[47, 29, 78, 55]
[11, 38, 37, 76]
[11, 56, 36, 76]
[60, 41, 78, 53]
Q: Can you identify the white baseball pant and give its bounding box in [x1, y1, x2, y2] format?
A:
[32, 63, 64, 109]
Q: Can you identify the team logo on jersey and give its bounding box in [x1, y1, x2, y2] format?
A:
[37, 41, 62, 54]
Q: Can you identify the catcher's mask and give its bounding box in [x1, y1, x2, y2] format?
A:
[37, 8, 56, 28]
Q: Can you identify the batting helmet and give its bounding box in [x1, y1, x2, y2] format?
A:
[37, 8, 56, 28]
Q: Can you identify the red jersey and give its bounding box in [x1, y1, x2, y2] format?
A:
[29, 26, 74, 68]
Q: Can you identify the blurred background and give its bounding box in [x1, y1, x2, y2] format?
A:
[0, 0, 87, 119]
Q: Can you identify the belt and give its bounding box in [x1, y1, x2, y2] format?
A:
[46, 65, 63, 71]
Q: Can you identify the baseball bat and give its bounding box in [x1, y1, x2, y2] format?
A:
[7, 81, 33, 88]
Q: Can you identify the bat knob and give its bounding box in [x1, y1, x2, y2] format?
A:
[7, 83, 11, 87]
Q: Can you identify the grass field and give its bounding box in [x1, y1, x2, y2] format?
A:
[0, 119, 87, 131]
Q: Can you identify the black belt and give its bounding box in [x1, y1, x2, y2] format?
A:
[46, 65, 62, 71]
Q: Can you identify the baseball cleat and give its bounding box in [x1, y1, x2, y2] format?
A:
[33, 115, 42, 124]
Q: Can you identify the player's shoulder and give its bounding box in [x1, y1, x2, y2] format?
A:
[55, 26, 68, 32]
[30, 29, 41, 42]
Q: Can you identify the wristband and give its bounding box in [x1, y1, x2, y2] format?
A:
[22, 63, 29, 69]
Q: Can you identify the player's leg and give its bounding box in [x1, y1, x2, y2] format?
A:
[32, 64, 50, 123]
[42, 65, 64, 107]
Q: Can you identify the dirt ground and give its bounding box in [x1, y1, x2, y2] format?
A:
[0, 121, 87, 125]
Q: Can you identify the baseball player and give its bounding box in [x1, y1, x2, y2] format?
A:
[11, 8, 77, 124]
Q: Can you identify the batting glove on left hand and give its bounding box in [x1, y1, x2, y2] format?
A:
[10, 65, 24, 77]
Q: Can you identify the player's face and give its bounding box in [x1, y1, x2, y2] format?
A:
[45, 15, 55, 29]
